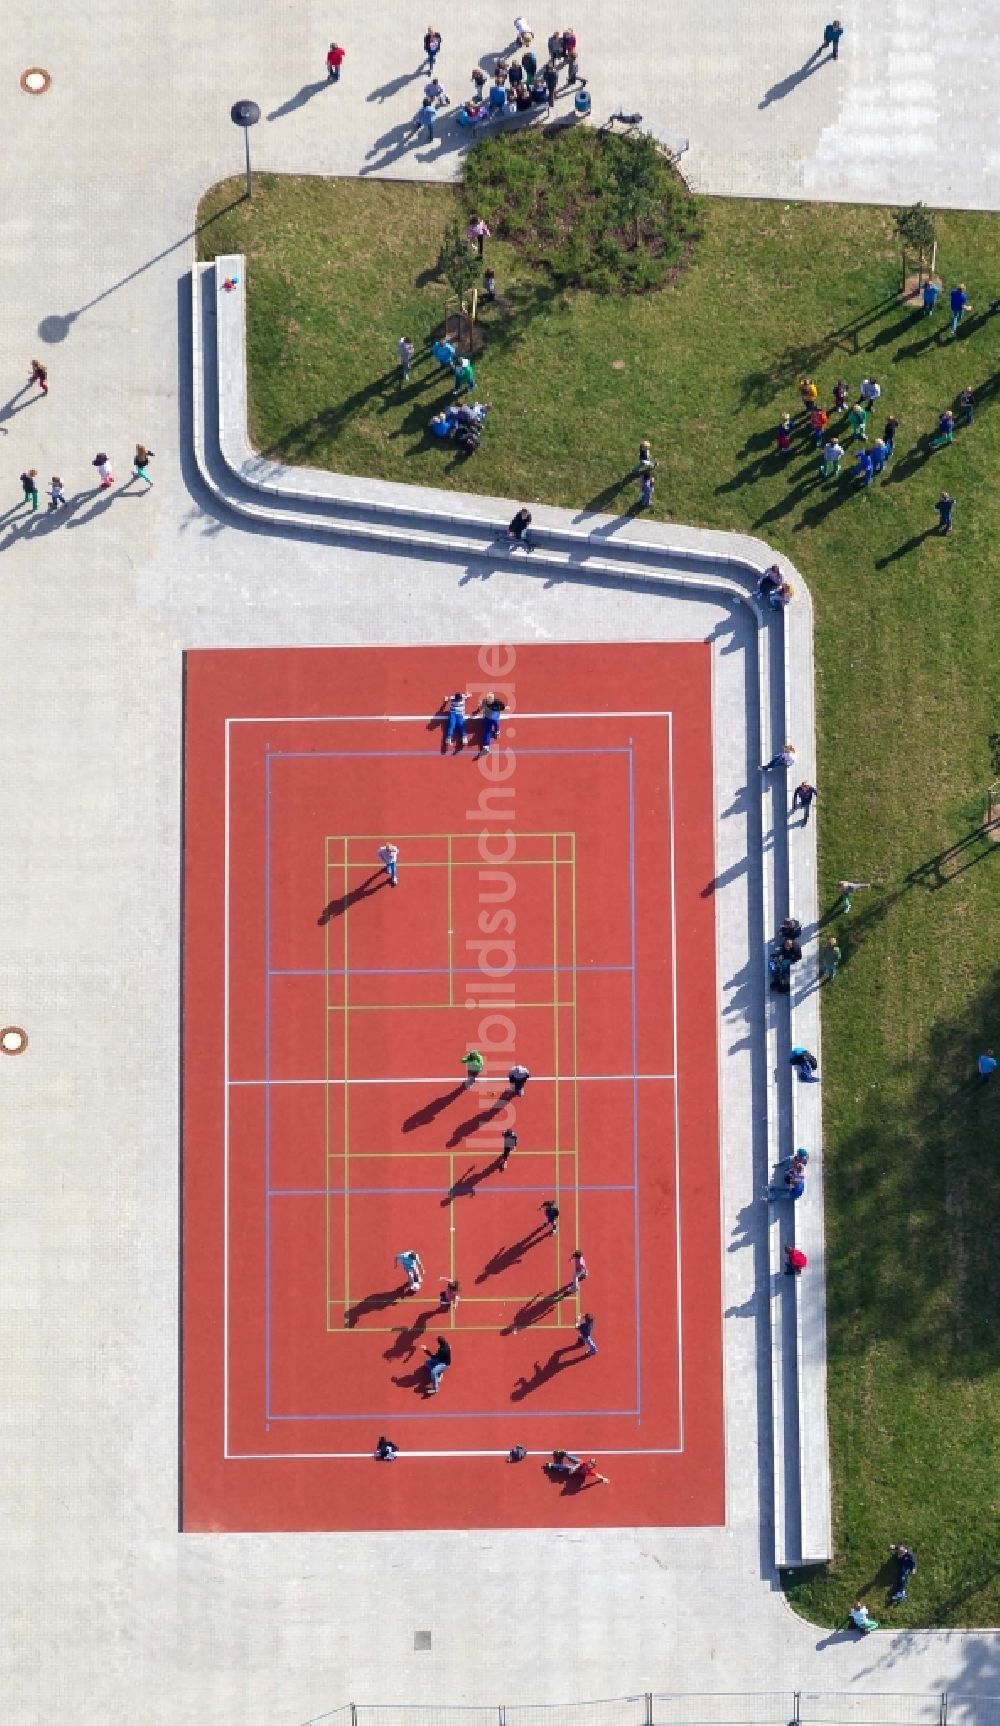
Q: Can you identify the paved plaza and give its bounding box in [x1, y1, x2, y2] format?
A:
[1, 1, 999, 1722]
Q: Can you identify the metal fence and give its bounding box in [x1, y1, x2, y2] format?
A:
[301, 1696, 1000, 1726]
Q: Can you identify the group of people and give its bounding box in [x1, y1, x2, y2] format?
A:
[415, 21, 589, 136]
[775, 323, 974, 532]
[12, 361, 154, 519]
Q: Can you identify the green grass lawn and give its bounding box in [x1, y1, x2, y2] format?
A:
[198, 174, 1000, 1627]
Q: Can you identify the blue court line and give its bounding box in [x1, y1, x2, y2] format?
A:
[266, 1406, 639, 1422]
[270, 963, 633, 978]
[269, 1183, 638, 1197]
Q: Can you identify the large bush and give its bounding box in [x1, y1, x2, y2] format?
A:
[464, 125, 701, 294]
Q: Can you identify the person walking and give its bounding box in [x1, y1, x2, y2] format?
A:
[508, 1062, 530, 1096]
[638, 470, 655, 508]
[882, 414, 899, 455]
[499, 1127, 518, 1170]
[423, 26, 442, 71]
[869, 437, 889, 476]
[921, 279, 940, 315]
[784, 1245, 808, 1276]
[92, 451, 115, 489]
[395, 1249, 425, 1293]
[462, 1048, 485, 1088]
[398, 336, 415, 386]
[414, 98, 437, 141]
[576, 1311, 598, 1355]
[326, 42, 345, 81]
[439, 1279, 461, 1312]
[819, 935, 841, 981]
[821, 437, 844, 478]
[567, 1248, 588, 1293]
[483, 266, 497, 301]
[634, 439, 658, 474]
[132, 444, 154, 485]
[467, 216, 490, 258]
[540, 1198, 559, 1235]
[949, 282, 970, 335]
[792, 780, 818, 823]
[977, 1048, 997, 1082]
[377, 842, 399, 887]
[959, 385, 974, 426]
[443, 690, 469, 750]
[839, 878, 871, 913]
[762, 742, 797, 772]
[20, 469, 39, 511]
[823, 18, 844, 58]
[29, 358, 48, 395]
[423, 1335, 452, 1394]
[46, 476, 67, 511]
[933, 491, 955, 533]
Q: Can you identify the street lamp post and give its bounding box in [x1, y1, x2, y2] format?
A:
[230, 99, 261, 199]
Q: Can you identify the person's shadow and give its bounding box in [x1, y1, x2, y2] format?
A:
[441, 1156, 504, 1202]
[759, 47, 827, 108]
[344, 1283, 408, 1327]
[367, 71, 423, 104]
[383, 1307, 436, 1360]
[403, 1082, 465, 1131]
[445, 1093, 510, 1147]
[267, 79, 330, 121]
[390, 1363, 433, 1397]
[318, 871, 387, 922]
[0, 382, 39, 425]
[501, 1287, 565, 1333]
[476, 1225, 551, 1282]
[510, 1343, 587, 1400]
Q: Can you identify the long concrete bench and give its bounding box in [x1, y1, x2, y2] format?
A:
[190, 251, 832, 1568]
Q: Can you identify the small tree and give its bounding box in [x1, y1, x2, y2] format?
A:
[436, 218, 480, 346]
[607, 132, 664, 251]
[893, 202, 936, 288]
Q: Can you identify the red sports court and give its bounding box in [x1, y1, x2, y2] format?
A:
[182, 643, 724, 1530]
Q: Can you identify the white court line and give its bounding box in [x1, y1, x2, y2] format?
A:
[226, 1446, 685, 1461]
[228, 1074, 677, 1086]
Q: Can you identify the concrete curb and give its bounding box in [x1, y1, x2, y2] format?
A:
[190, 251, 830, 1567]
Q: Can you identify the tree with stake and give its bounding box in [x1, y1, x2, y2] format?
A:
[437, 218, 481, 349]
[894, 201, 936, 291]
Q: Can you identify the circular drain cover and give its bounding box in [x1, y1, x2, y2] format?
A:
[20, 67, 52, 94]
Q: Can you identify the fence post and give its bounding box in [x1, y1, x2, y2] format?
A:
[350, 1704, 358, 1726]
[792, 1690, 801, 1726]
[499, 1707, 505, 1726]
[646, 1694, 653, 1726]
[940, 1694, 948, 1726]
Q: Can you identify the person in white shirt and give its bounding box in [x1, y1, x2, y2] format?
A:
[513, 15, 533, 44]
[377, 842, 399, 887]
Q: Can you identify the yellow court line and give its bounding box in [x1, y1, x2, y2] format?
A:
[323, 1147, 563, 1159]
[329, 1319, 576, 1333]
[570, 832, 581, 1314]
[551, 831, 563, 1315]
[343, 845, 350, 1314]
[325, 859, 577, 871]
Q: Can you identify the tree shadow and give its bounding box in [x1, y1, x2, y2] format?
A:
[476, 1226, 550, 1282]
[904, 823, 1000, 891]
[403, 1082, 466, 1132]
[344, 1283, 409, 1327]
[510, 1342, 587, 1400]
[758, 46, 828, 108]
[317, 871, 386, 922]
[266, 79, 330, 121]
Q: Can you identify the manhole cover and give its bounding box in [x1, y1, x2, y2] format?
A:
[20, 67, 51, 95]
[413, 1631, 432, 1651]
[0, 1026, 28, 1055]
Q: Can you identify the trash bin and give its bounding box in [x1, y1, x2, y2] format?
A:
[574, 88, 592, 117]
